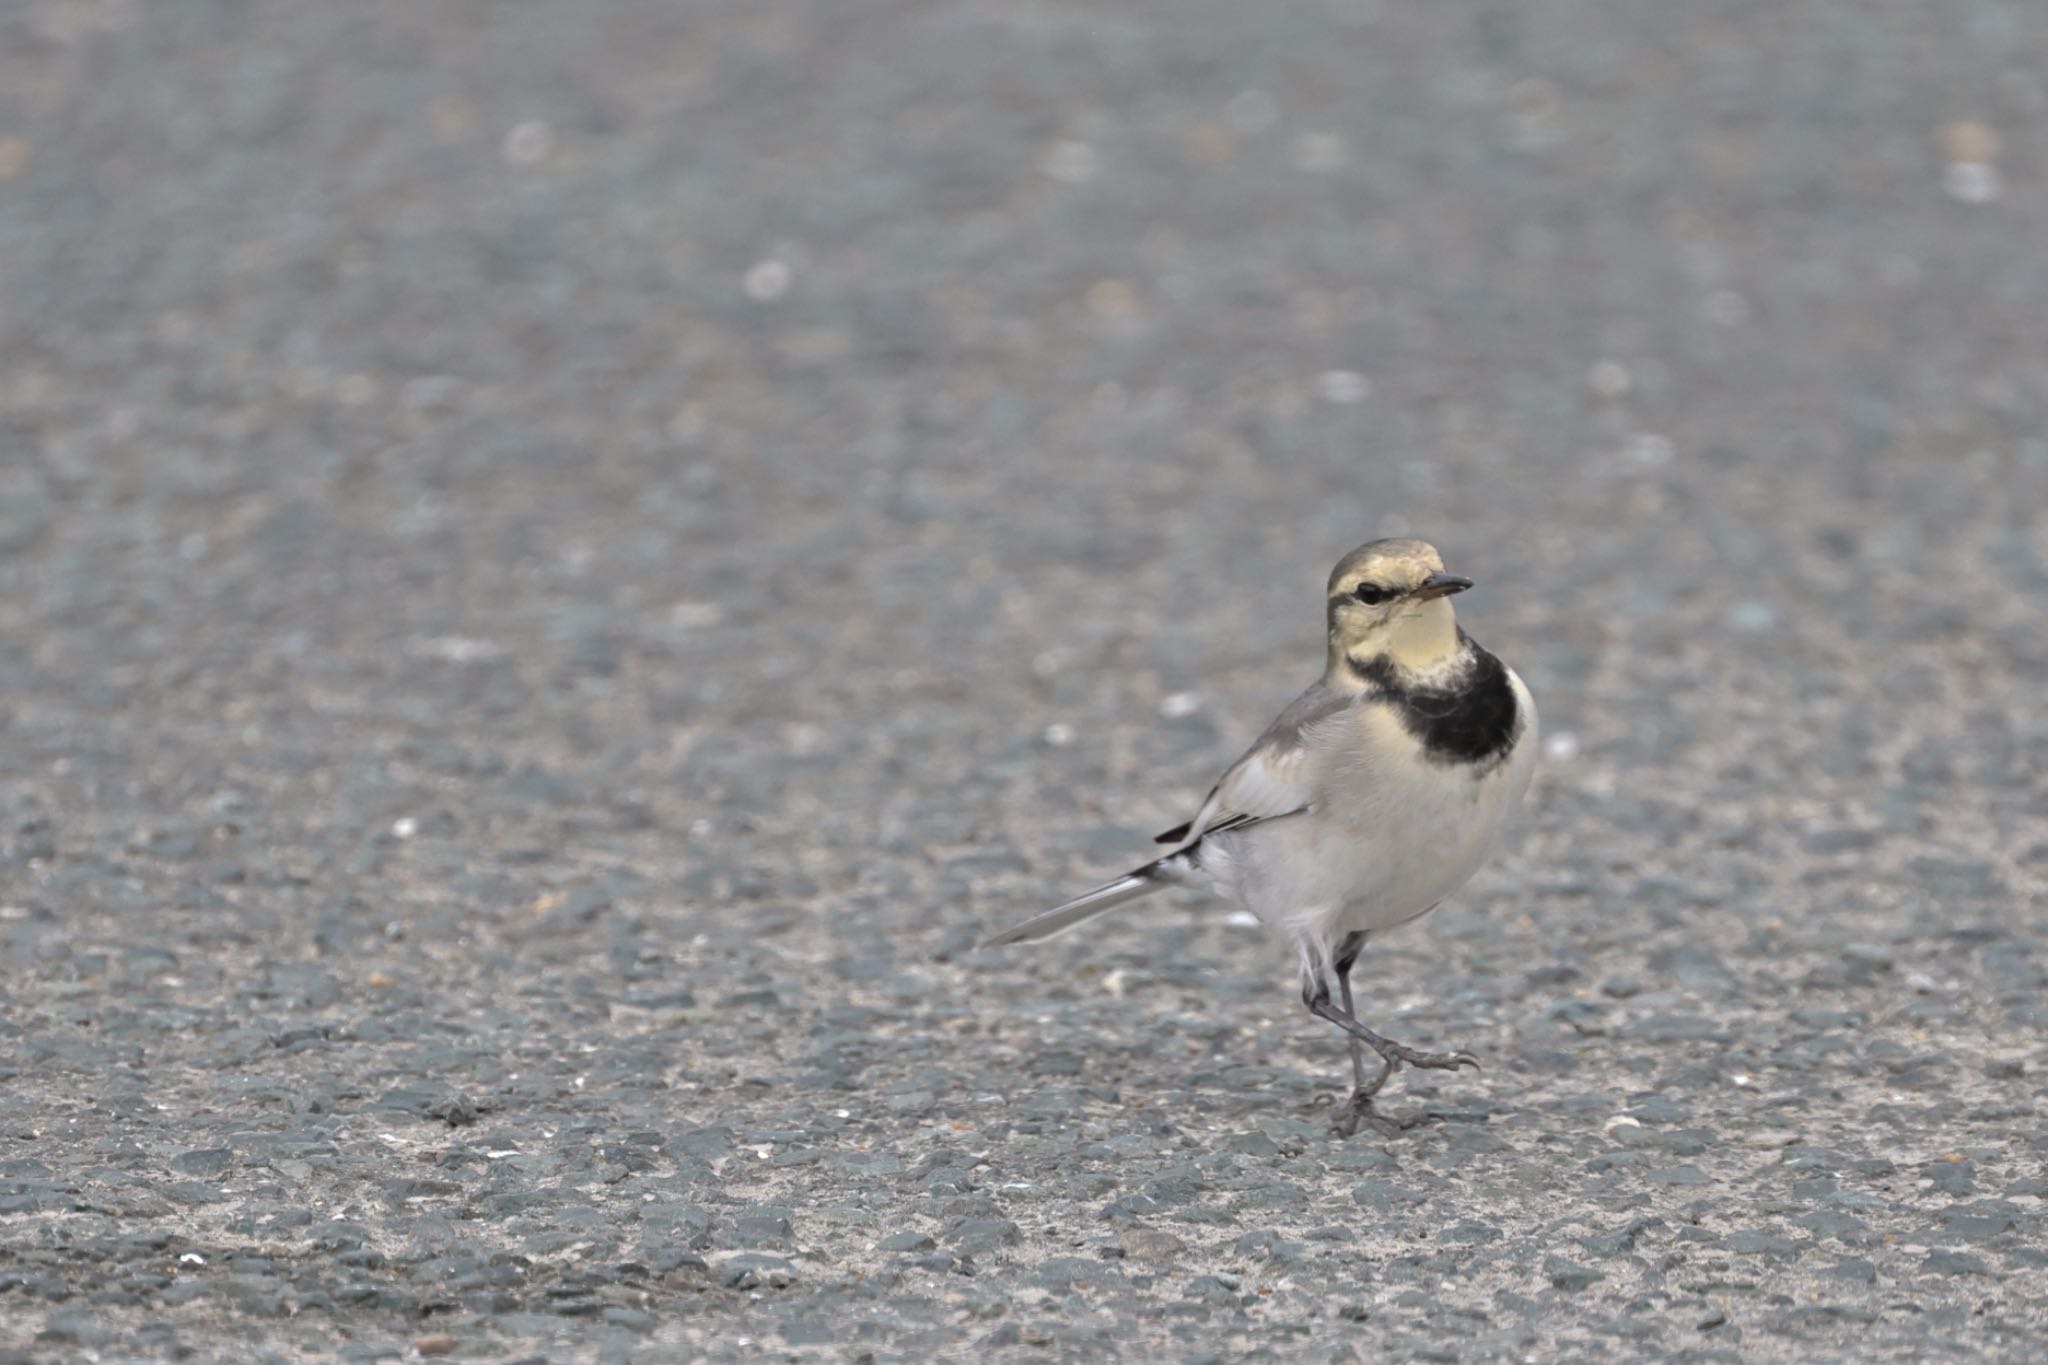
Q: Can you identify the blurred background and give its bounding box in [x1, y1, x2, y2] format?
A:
[1, 1, 2045, 1359]
[4, 2, 2039, 925]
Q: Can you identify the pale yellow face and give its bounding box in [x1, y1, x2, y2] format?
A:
[1324, 538, 1471, 663]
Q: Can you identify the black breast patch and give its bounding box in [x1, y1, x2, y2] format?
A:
[1349, 639, 1521, 769]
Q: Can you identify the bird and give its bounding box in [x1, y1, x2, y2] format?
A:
[982, 538, 1538, 1136]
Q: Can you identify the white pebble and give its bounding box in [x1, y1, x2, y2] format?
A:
[1042, 722, 1076, 748]
[1316, 370, 1369, 404]
[1158, 691, 1203, 719]
[1628, 432, 1675, 465]
[411, 636, 506, 664]
[670, 601, 726, 629]
[500, 120, 554, 166]
[1725, 600, 1779, 633]
[1943, 161, 2002, 204]
[1292, 132, 1349, 173]
[1039, 140, 1098, 184]
[742, 259, 792, 302]
[1543, 731, 1580, 761]
[1224, 910, 1260, 928]
[1586, 360, 1632, 399]
[391, 816, 418, 840]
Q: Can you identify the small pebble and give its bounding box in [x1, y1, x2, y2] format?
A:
[1118, 1227, 1188, 1262]
[1725, 600, 1779, 633]
[1587, 361, 1632, 399]
[742, 259, 792, 302]
[1040, 140, 1098, 184]
[1316, 371, 1369, 405]
[500, 120, 553, 164]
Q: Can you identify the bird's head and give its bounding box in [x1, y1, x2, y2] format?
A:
[1325, 538, 1473, 677]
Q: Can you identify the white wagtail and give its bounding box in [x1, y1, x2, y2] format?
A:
[984, 539, 1538, 1136]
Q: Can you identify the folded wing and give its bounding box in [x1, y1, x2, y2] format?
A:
[1153, 682, 1352, 845]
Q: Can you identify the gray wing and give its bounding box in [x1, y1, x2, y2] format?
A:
[1152, 679, 1354, 845]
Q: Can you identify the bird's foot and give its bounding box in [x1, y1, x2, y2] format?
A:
[1333, 1090, 1442, 1139]
[1377, 1041, 1480, 1073]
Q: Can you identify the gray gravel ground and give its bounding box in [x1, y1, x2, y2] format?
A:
[3, 1, 2047, 1361]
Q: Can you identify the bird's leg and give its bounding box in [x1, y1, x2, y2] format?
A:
[1305, 954, 1478, 1138]
[1330, 934, 1397, 1138]
[1333, 933, 1388, 1095]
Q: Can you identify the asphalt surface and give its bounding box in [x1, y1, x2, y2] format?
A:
[2, 1, 2046, 1361]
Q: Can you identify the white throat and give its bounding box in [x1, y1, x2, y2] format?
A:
[1331, 597, 1463, 684]
[1384, 597, 1460, 672]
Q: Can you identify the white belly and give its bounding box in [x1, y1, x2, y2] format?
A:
[1203, 670, 1538, 955]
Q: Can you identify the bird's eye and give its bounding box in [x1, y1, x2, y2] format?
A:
[1353, 583, 1392, 605]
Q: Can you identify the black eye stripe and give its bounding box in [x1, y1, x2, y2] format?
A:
[1352, 582, 1393, 605]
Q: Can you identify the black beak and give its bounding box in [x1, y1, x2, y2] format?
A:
[1414, 571, 1474, 600]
